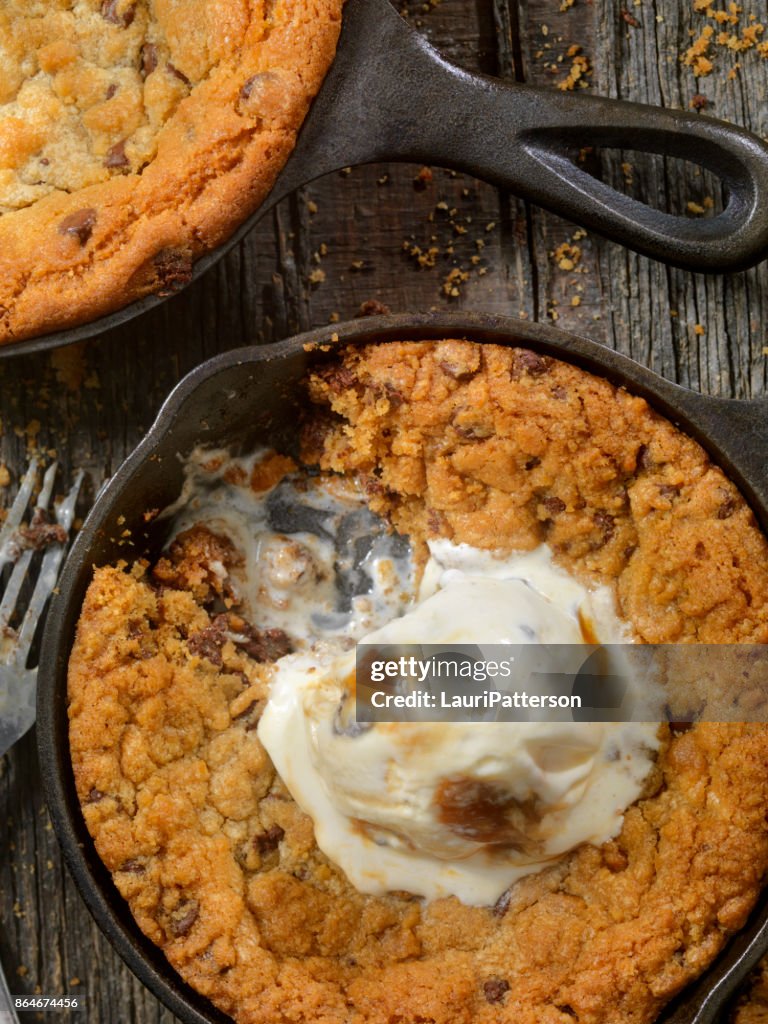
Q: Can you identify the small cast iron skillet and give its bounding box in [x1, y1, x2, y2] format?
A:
[12, 0, 768, 358]
[39, 312, 768, 1024]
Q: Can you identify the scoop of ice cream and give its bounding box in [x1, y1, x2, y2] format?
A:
[258, 542, 661, 905]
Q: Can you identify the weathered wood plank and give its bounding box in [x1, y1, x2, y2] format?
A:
[593, 0, 768, 396]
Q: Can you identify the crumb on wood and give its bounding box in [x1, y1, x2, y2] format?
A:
[556, 53, 592, 90]
[442, 267, 470, 298]
[686, 2, 768, 77]
[552, 242, 583, 272]
[357, 299, 392, 317]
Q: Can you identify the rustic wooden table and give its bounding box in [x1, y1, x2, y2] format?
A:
[2, 1, 768, 1021]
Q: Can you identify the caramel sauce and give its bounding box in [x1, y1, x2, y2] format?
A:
[434, 777, 542, 854]
[578, 608, 599, 645]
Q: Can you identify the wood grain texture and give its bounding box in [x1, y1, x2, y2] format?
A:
[1, 1, 767, 1021]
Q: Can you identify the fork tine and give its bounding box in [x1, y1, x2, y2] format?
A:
[0, 459, 38, 572]
[0, 463, 58, 659]
[15, 469, 84, 663]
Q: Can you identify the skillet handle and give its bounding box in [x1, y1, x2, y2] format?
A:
[286, 0, 768, 273]
[480, 88, 768, 273]
[394, 66, 768, 273]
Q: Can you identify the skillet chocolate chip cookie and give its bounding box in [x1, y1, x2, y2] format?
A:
[68, 341, 768, 1024]
[0, 0, 343, 344]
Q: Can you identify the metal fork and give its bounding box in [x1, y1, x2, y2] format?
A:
[0, 460, 83, 758]
[0, 461, 82, 1024]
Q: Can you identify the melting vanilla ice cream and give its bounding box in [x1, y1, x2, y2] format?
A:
[259, 540, 661, 906]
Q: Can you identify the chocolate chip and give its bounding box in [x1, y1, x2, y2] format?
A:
[511, 349, 549, 379]
[438, 360, 472, 380]
[187, 625, 226, 666]
[119, 859, 145, 874]
[636, 444, 652, 471]
[551, 385, 568, 400]
[58, 208, 97, 245]
[104, 140, 129, 170]
[602, 841, 628, 873]
[669, 720, 694, 734]
[434, 341, 481, 379]
[85, 787, 105, 804]
[317, 365, 358, 394]
[492, 889, 512, 917]
[154, 248, 193, 295]
[455, 422, 492, 440]
[383, 382, 403, 408]
[361, 475, 385, 497]
[105, 83, 117, 100]
[658, 484, 680, 499]
[101, 0, 135, 27]
[717, 496, 737, 520]
[594, 511, 615, 540]
[169, 899, 199, 938]
[254, 825, 285, 855]
[427, 508, 444, 534]
[483, 978, 510, 1004]
[140, 43, 158, 78]
[240, 73, 266, 101]
[237, 71, 282, 119]
[300, 411, 339, 463]
[14, 508, 67, 552]
[232, 624, 292, 663]
[694, 541, 706, 558]
[167, 62, 190, 86]
[232, 699, 259, 723]
[543, 496, 566, 516]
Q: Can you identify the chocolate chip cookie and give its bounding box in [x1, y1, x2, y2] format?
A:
[0, 0, 343, 343]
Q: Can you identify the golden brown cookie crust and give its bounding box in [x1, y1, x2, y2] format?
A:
[0, 0, 343, 344]
[305, 340, 768, 643]
[733, 961, 768, 1024]
[68, 341, 768, 1024]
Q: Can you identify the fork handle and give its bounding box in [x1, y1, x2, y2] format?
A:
[0, 958, 20, 1024]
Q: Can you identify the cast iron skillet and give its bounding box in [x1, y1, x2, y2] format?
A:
[38, 312, 768, 1024]
[12, 0, 768, 358]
